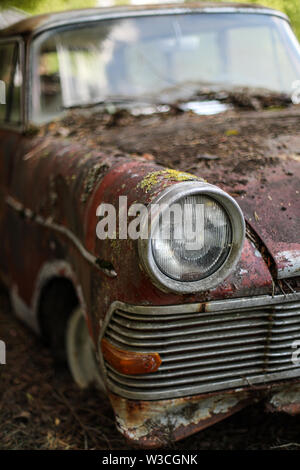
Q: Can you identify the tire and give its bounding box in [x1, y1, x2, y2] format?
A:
[66, 307, 105, 390]
[39, 279, 78, 364]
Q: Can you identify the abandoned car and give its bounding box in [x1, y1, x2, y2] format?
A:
[0, 2, 300, 447]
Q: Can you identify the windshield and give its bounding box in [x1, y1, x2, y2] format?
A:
[32, 12, 300, 123]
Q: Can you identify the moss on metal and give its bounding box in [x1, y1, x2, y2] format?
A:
[139, 169, 202, 193]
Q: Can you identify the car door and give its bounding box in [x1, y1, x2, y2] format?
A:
[0, 38, 24, 284]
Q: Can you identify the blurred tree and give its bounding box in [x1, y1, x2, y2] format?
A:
[188, 0, 300, 39]
[0, 0, 96, 14]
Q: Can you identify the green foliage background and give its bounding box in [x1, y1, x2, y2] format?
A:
[0, 0, 299, 39]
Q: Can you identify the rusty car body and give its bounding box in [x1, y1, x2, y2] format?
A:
[0, 2, 300, 447]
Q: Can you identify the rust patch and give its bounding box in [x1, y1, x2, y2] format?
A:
[198, 303, 207, 313]
[266, 384, 300, 416]
[108, 378, 300, 447]
[108, 390, 255, 447]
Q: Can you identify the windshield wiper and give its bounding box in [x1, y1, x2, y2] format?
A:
[61, 85, 292, 114]
[158, 82, 292, 111]
[62, 95, 159, 111]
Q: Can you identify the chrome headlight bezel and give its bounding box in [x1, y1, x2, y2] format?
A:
[138, 181, 245, 293]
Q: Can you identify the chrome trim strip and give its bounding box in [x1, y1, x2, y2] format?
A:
[5, 194, 117, 278]
[29, 7, 290, 37]
[106, 369, 300, 401]
[107, 363, 299, 388]
[103, 293, 300, 317]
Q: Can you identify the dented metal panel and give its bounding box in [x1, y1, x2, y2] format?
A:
[108, 390, 254, 447]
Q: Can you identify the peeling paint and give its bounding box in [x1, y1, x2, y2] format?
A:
[277, 249, 300, 279]
[239, 268, 248, 275]
[116, 395, 240, 439]
[110, 391, 250, 446]
[269, 384, 300, 407]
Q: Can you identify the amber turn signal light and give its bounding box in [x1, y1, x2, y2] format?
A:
[101, 338, 162, 375]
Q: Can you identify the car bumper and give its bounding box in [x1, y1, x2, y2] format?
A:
[108, 381, 300, 447]
[108, 389, 252, 447]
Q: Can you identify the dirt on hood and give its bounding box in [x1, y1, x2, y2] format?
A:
[37, 104, 300, 278]
[38, 103, 300, 190]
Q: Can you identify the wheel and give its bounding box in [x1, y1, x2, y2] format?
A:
[66, 307, 105, 391]
[39, 279, 78, 364]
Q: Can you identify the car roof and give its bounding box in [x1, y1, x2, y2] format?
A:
[0, 2, 289, 39]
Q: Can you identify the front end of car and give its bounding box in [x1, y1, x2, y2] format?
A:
[89, 161, 300, 447]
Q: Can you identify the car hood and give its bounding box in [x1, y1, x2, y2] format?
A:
[234, 158, 300, 279]
[95, 105, 300, 280]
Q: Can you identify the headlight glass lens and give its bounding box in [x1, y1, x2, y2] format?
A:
[151, 195, 232, 281]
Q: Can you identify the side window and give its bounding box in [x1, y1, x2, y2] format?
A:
[0, 41, 22, 125]
[34, 42, 62, 122]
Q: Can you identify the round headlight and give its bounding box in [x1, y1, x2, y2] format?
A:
[139, 181, 245, 293]
[151, 194, 232, 282]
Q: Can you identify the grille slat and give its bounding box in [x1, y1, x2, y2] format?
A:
[273, 302, 300, 311]
[102, 296, 300, 400]
[107, 365, 265, 389]
[157, 349, 293, 372]
[106, 328, 267, 352]
[107, 354, 264, 379]
[107, 363, 300, 389]
[108, 320, 270, 340]
[113, 310, 271, 328]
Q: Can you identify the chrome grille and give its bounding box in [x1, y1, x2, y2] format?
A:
[101, 295, 300, 400]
